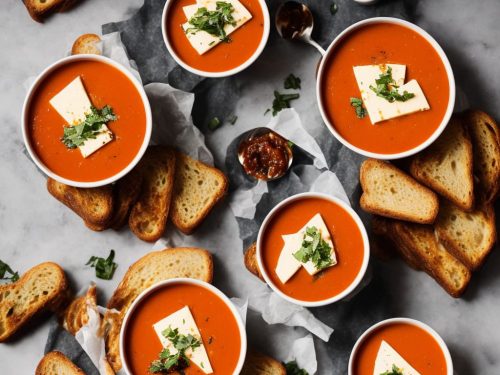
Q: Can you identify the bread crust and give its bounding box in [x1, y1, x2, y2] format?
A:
[243, 242, 264, 281]
[71, 33, 101, 55]
[241, 351, 287, 375]
[62, 284, 96, 336]
[36, 351, 85, 375]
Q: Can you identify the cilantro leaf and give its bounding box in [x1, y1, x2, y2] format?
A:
[86, 250, 118, 280]
[293, 226, 333, 271]
[186, 1, 237, 42]
[380, 364, 404, 375]
[285, 361, 309, 375]
[268, 91, 300, 116]
[208, 117, 221, 131]
[284, 74, 301, 90]
[350, 97, 367, 119]
[0, 260, 19, 283]
[368, 66, 415, 103]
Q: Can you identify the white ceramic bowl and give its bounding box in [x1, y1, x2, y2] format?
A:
[119, 278, 247, 375]
[256, 192, 370, 307]
[316, 17, 456, 160]
[22, 54, 152, 188]
[161, 0, 270, 78]
[348, 317, 454, 375]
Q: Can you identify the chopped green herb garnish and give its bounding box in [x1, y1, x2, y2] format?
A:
[0, 260, 19, 283]
[267, 91, 300, 116]
[86, 250, 118, 280]
[330, 2, 338, 15]
[285, 361, 309, 375]
[350, 97, 367, 119]
[61, 105, 116, 149]
[149, 326, 201, 373]
[228, 115, 238, 125]
[284, 74, 301, 90]
[380, 364, 403, 375]
[369, 66, 415, 103]
[293, 226, 333, 271]
[208, 117, 221, 131]
[185, 1, 237, 42]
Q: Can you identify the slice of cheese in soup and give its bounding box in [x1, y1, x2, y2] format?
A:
[49, 76, 113, 158]
[373, 340, 421, 375]
[153, 306, 213, 374]
[182, 0, 252, 55]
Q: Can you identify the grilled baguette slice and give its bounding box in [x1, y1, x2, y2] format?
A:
[0, 262, 69, 342]
[62, 284, 96, 336]
[170, 152, 228, 234]
[244, 242, 264, 281]
[35, 351, 85, 375]
[104, 247, 213, 372]
[23, 0, 69, 22]
[386, 220, 471, 297]
[129, 146, 176, 242]
[47, 178, 114, 226]
[108, 169, 143, 230]
[410, 116, 474, 211]
[241, 351, 287, 375]
[71, 34, 101, 55]
[464, 110, 500, 203]
[360, 159, 439, 224]
[435, 200, 496, 270]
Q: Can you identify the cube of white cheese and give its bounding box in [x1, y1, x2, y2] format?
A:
[275, 213, 337, 284]
[353, 64, 430, 124]
[153, 306, 213, 374]
[182, 0, 252, 55]
[49, 76, 114, 158]
[373, 340, 421, 375]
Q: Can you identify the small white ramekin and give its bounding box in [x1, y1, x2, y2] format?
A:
[256, 192, 370, 307]
[348, 317, 454, 375]
[22, 54, 152, 188]
[119, 278, 247, 375]
[316, 17, 456, 160]
[161, 0, 270, 78]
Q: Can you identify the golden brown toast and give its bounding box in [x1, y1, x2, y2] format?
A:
[170, 152, 228, 234]
[244, 242, 264, 281]
[129, 146, 176, 242]
[23, 0, 79, 22]
[0, 262, 69, 342]
[35, 351, 85, 375]
[62, 284, 97, 336]
[71, 34, 101, 55]
[108, 169, 143, 230]
[241, 351, 287, 375]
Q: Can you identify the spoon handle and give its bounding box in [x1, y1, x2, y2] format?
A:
[307, 38, 326, 56]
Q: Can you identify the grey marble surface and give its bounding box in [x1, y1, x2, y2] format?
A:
[1, 0, 500, 374]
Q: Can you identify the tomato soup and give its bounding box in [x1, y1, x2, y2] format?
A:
[124, 283, 242, 375]
[321, 22, 450, 155]
[353, 322, 448, 375]
[28, 59, 146, 182]
[166, 0, 265, 72]
[261, 197, 365, 302]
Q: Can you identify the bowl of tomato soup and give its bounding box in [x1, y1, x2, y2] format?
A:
[349, 318, 453, 375]
[120, 278, 247, 375]
[162, 0, 270, 77]
[22, 54, 152, 187]
[256, 193, 370, 307]
[317, 17, 455, 159]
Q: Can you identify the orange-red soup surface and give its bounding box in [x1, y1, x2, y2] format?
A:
[353, 322, 448, 375]
[321, 22, 450, 155]
[261, 197, 365, 302]
[167, 0, 265, 72]
[124, 283, 242, 375]
[28, 59, 146, 182]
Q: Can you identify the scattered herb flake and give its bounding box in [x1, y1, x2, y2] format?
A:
[0, 260, 19, 283]
[350, 97, 367, 119]
[285, 361, 309, 375]
[86, 250, 118, 280]
[330, 2, 338, 15]
[284, 74, 301, 90]
[228, 115, 238, 125]
[293, 226, 333, 271]
[185, 1, 237, 42]
[267, 91, 300, 116]
[208, 117, 221, 131]
[369, 66, 415, 103]
[380, 364, 404, 375]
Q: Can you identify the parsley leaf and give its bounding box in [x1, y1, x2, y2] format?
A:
[285, 361, 309, 375]
[61, 105, 116, 149]
[186, 1, 237, 42]
[293, 226, 333, 271]
[208, 117, 221, 131]
[368, 66, 415, 103]
[0, 260, 19, 283]
[267, 91, 300, 116]
[86, 250, 118, 280]
[350, 97, 367, 119]
[380, 364, 404, 375]
[284, 74, 301, 90]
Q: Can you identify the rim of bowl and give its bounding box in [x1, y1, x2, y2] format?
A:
[348, 317, 454, 375]
[256, 192, 370, 307]
[119, 278, 248, 375]
[316, 17, 456, 160]
[21, 54, 152, 188]
[161, 0, 270, 78]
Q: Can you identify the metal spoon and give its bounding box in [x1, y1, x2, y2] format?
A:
[275, 1, 326, 56]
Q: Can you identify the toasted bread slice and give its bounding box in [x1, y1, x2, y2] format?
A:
[360, 159, 439, 224]
[71, 34, 101, 55]
[244, 242, 264, 281]
[0, 262, 69, 342]
[410, 116, 474, 210]
[464, 110, 500, 203]
[103, 309, 125, 373]
[109, 169, 143, 230]
[129, 146, 176, 242]
[35, 351, 85, 375]
[62, 284, 96, 336]
[241, 351, 287, 375]
[435, 200, 496, 270]
[47, 178, 114, 226]
[22, 0, 68, 22]
[388, 220, 471, 297]
[170, 152, 228, 234]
